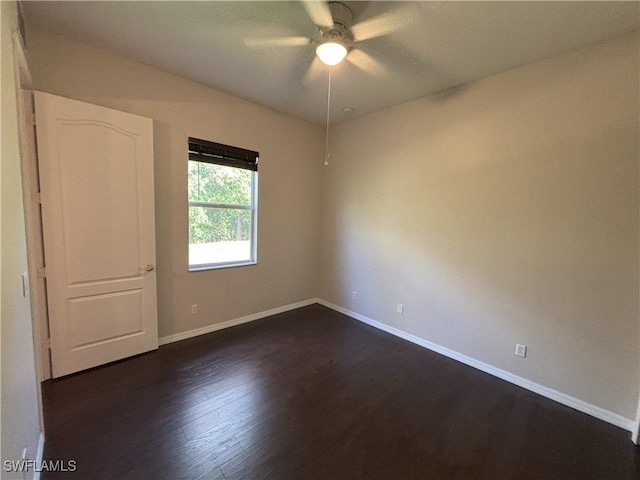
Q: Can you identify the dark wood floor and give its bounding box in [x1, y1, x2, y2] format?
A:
[42, 304, 637, 480]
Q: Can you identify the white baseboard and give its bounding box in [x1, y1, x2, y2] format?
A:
[158, 299, 318, 346]
[317, 299, 636, 435]
[32, 431, 45, 480]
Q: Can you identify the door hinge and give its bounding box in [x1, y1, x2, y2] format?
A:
[36, 267, 46, 278]
[43, 337, 50, 349]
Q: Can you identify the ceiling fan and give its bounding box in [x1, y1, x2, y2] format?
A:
[244, 1, 413, 164]
[244, 1, 413, 80]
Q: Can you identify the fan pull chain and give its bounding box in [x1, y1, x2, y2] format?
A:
[324, 66, 332, 166]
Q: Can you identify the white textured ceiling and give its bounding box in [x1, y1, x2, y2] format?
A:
[22, 1, 640, 125]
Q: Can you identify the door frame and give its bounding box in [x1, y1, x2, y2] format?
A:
[13, 29, 52, 382]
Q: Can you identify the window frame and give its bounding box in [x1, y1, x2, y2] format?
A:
[187, 138, 259, 272]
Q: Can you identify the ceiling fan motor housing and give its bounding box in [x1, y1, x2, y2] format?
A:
[329, 2, 353, 30]
[320, 2, 354, 46]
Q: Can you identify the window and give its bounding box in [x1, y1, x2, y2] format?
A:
[188, 137, 258, 270]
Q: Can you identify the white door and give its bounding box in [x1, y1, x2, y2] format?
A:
[35, 92, 158, 378]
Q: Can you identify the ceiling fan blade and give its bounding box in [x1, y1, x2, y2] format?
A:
[302, 56, 325, 86]
[301, 0, 334, 28]
[244, 36, 311, 48]
[346, 49, 389, 76]
[351, 7, 414, 42]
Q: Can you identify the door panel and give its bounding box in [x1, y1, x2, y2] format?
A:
[35, 92, 158, 378]
[58, 122, 142, 283]
[69, 290, 143, 348]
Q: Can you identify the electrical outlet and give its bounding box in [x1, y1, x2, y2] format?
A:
[191, 304, 198, 315]
[352, 291, 357, 300]
[515, 343, 527, 358]
[397, 304, 404, 314]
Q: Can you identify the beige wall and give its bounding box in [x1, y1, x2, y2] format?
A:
[26, 27, 325, 339]
[320, 32, 639, 420]
[1, 1, 43, 475]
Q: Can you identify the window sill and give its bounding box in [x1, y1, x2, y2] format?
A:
[188, 260, 257, 272]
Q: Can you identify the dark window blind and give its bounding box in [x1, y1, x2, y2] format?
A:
[188, 137, 258, 172]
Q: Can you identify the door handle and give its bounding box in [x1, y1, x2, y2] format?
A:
[141, 264, 155, 272]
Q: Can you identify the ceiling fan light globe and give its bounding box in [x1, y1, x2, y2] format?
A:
[316, 42, 347, 66]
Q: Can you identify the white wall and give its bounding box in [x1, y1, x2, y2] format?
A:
[1, 1, 44, 477]
[26, 27, 325, 340]
[320, 32, 639, 422]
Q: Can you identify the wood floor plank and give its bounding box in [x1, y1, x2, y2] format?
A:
[41, 304, 638, 479]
